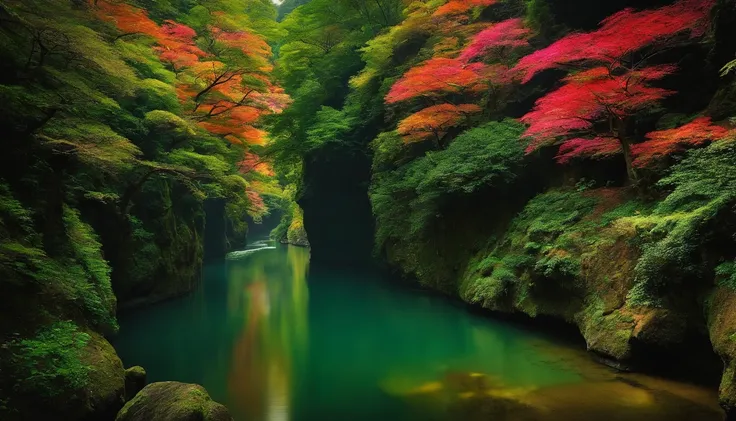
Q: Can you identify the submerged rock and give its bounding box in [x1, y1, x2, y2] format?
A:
[448, 394, 540, 421]
[124, 366, 147, 401]
[116, 382, 233, 421]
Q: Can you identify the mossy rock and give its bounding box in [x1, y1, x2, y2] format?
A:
[631, 309, 687, 349]
[706, 287, 736, 417]
[1, 328, 125, 421]
[124, 366, 147, 401]
[115, 382, 233, 421]
[80, 332, 126, 419]
[578, 306, 636, 362]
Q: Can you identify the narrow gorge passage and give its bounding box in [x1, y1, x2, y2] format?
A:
[3, 0, 736, 420]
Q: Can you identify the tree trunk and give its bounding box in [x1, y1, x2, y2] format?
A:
[618, 136, 638, 184]
[615, 117, 638, 185]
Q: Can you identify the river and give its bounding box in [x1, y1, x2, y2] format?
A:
[115, 241, 725, 421]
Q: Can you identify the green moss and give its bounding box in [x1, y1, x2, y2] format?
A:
[534, 254, 580, 280]
[465, 189, 596, 292]
[622, 140, 736, 303]
[286, 205, 309, 246]
[0, 183, 33, 234]
[9, 321, 91, 398]
[116, 382, 231, 421]
[461, 187, 649, 314]
[717, 261, 736, 291]
[63, 206, 118, 333]
[371, 120, 526, 254]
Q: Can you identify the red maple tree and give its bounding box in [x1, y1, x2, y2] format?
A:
[94, 0, 287, 147]
[522, 66, 676, 179]
[156, 20, 207, 71]
[632, 118, 733, 167]
[514, 0, 714, 83]
[459, 18, 531, 63]
[397, 103, 481, 146]
[517, 0, 715, 181]
[386, 58, 487, 104]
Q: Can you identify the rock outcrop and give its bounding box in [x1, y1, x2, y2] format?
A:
[116, 382, 233, 421]
[124, 366, 147, 402]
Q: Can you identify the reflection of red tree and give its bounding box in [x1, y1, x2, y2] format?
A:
[228, 280, 268, 420]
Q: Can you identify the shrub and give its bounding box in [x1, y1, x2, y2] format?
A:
[371, 119, 526, 251]
[622, 140, 736, 303]
[9, 321, 91, 398]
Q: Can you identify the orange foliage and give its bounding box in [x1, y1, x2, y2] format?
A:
[632, 118, 733, 167]
[94, 2, 205, 71]
[92, 1, 288, 148]
[434, 0, 497, 17]
[246, 190, 267, 216]
[93, 1, 161, 38]
[239, 152, 274, 176]
[229, 107, 262, 125]
[386, 58, 487, 104]
[212, 27, 272, 61]
[397, 103, 482, 143]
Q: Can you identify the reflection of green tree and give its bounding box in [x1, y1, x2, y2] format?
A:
[226, 244, 310, 421]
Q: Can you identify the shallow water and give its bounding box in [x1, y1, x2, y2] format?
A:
[115, 242, 724, 421]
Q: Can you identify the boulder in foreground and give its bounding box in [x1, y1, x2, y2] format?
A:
[115, 382, 233, 421]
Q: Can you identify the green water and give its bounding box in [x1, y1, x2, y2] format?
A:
[115, 242, 724, 421]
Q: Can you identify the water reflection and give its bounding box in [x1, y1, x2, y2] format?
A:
[226, 243, 310, 421]
[116, 244, 723, 421]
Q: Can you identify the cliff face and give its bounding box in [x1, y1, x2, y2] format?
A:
[367, 0, 736, 415]
[379, 181, 736, 415]
[299, 143, 376, 266]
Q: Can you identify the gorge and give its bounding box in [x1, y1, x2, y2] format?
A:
[2, 0, 736, 420]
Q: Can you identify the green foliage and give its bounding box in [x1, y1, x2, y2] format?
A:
[0, 183, 33, 235]
[623, 140, 736, 304]
[269, 0, 406, 196]
[306, 106, 356, 150]
[371, 120, 527, 250]
[720, 59, 736, 77]
[525, 0, 556, 34]
[127, 217, 159, 285]
[62, 207, 118, 333]
[716, 260, 736, 291]
[41, 120, 141, 174]
[136, 80, 181, 113]
[9, 321, 91, 398]
[371, 131, 404, 173]
[519, 190, 598, 244]
[462, 187, 652, 310]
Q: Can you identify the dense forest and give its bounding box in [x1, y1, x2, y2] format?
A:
[2, 0, 736, 420]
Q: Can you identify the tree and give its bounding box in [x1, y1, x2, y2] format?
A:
[632, 118, 734, 167]
[514, 0, 714, 83]
[397, 103, 481, 146]
[459, 18, 531, 63]
[433, 0, 497, 17]
[385, 58, 488, 104]
[90, 0, 285, 220]
[522, 65, 676, 171]
[516, 0, 715, 182]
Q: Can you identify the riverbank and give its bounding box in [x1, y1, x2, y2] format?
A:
[114, 243, 724, 421]
[376, 185, 733, 417]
